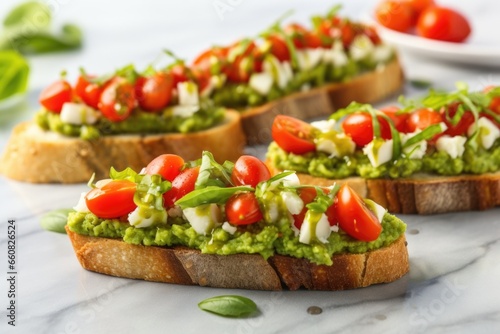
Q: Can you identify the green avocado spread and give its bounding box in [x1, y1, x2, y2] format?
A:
[267, 139, 500, 179]
[67, 210, 406, 266]
[36, 105, 225, 140]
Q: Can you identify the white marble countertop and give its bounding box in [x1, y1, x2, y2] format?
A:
[1, 1, 499, 333]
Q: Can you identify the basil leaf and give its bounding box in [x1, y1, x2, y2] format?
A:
[195, 151, 233, 189]
[9, 24, 83, 54]
[109, 167, 137, 182]
[40, 208, 74, 234]
[403, 123, 445, 148]
[175, 186, 252, 209]
[3, 1, 51, 32]
[198, 295, 257, 318]
[0, 50, 29, 101]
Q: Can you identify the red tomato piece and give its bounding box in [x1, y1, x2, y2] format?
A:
[375, 0, 415, 33]
[39, 80, 73, 113]
[75, 75, 104, 109]
[380, 106, 410, 133]
[98, 77, 136, 122]
[135, 72, 174, 112]
[406, 108, 443, 132]
[441, 102, 475, 136]
[342, 113, 392, 147]
[333, 184, 382, 241]
[231, 155, 271, 188]
[266, 34, 291, 62]
[417, 6, 471, 43]
[271, 115, 317, 154]
[145, 154, 185, 182]
[85, 180, 137, 219]
[225, 192, 263, 225]
[163, 166, 200, 208]
[169, 63, 190, 87]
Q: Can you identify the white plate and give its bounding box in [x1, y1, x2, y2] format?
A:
[370, 7, 500, 68]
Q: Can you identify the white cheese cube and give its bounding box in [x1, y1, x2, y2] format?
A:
[128, 207, 167, 228]
[311, 119, 336, 133]
[323, 41, 348, 67]
[436, 135, 467, 158]
[60, 102, 100, 125]
[183, 204, 221, 235]
[296, 48, 324, 71]
[363, 139, 393, 168]
[177, 81, 199, 106]
[372, 44, 393, 64]
[281, 191, 304, 215]
[364, 199, 387, 223]
[468, 117, 500, 150]
[249, 72, 274, 95]
[299, 212, 331, 244]
[263, 56, 292, 89]
[73, 192, 90, 213]
[350, 35, 375, 61]
[401, 132, 427, 159]
[315, 133, 356, 158]
[222, 222, 237, 235]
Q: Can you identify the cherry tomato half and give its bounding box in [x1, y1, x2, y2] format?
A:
[417, 6, 471, 43]
[441, 102, 475, 136]
[406, 108, 443, 133]
[342, 112, 392, 147]
[163, 166, 200, 208]
[75, 75, 104, 109]
[271, 115, 317, 154]
[375, 0, 415, 33]
[85, 180, 137, 219]
[231, 155, 271, 188]
[39, 80, 73, 113]
[265, 34, 291, 62]
[145, 154, 185, 182]
[225, 192, 263, 225]
[333, 184, 382, 242]
[98, 77, 136, 122]
[380, 106, 410, 133]
[135, 72, 174, 112]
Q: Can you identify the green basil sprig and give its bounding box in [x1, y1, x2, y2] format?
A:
[195, 151, 234, 189]
[305, 184, 340, 213]
[0, 50, 29, 101]
[175, 186, 252, 209]
[40, 208, 74, 234]
[198, 295, 257, 318]
[0, 1, 82, 54]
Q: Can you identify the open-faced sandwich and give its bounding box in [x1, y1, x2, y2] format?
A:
[266, 84, 500, 214]
[65, 151, 409, 290]
[0, 65, 246, 183]
[188, 5, 404, 143]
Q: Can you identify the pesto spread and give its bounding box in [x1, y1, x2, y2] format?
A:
[67, 151, 406, 266]
[35, 104, 225, 140]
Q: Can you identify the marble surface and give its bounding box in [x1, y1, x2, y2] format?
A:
[1, 1, 499, 333]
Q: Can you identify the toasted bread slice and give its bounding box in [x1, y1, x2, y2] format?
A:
[241, 57, 404, 144]
[268, 163, 500, 214]
[0, 110, 245, 184]
[66, 226, 409, 291]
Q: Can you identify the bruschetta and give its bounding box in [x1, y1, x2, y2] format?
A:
[65, 151, 409, 290]
[266, 84, 500, 214]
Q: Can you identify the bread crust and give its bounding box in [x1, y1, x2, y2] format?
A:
[278, 170, 500, 215]
[0, 110, 246, 184]
[66, 226, 409, 291]
[241, 57, 404, 144]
